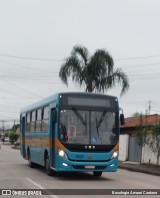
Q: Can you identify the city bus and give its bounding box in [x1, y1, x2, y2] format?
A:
[20, 92, 124, 177]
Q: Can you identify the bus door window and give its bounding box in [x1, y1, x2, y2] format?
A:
[59, 111, 68, 141]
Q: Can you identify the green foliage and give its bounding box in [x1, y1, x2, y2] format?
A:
[11, 124, 20, 132]
[5, 132, 9, 137]
[149, 125, 160, 165]
[136, 123, 160, 165]
[59, 45, 129, 96]
[131, 112, 143, 117]
[136, 114, 150, 147]
[136, 126, 151, 147]
[8, 132, 19, 144]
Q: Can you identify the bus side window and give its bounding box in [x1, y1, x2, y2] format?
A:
[42, 106, 49, 132]
[26, 112, 31, 132]
[30, 110, 36, 132]
[36, 108, 42, 132]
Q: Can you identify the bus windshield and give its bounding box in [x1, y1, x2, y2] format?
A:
[59, 109, 118, 145]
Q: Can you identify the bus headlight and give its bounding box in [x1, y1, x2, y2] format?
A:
[111, 151, 118, 159]
[58, 149, 68, 159]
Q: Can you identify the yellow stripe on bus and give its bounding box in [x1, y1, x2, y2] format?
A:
[113, 143, 119, 151]
[21, 137, 117, 152]
[21, 137, 66, 151]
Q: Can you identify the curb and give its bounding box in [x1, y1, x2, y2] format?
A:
[118, 165, 160, 176]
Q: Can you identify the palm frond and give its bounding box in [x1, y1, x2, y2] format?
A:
[110, 68, 130, 96]
[59, 56, 83, 86]
[89, 49, 114, 76]
[72, 45, 89, 65]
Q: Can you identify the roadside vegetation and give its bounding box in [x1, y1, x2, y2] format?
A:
[136, 116, 160, 165]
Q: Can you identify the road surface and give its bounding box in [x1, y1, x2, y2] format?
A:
[0, 143, 159, 197]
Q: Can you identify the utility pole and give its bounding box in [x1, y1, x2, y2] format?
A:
[13, 120, 15, 132]
[2, 120, 4, 136]
[148, 101, 151, 115]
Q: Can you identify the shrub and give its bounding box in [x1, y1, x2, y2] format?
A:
[8, 132, 19, 144]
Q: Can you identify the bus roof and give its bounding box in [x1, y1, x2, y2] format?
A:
[20, 92, 59, 113]
[20, 92, 117, 113]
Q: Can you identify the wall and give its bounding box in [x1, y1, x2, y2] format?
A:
[119, 134, 129, 161]
[141, 135, 158, 165]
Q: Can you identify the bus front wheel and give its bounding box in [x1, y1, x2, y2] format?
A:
[93, 171, 102, 177]
[45, 155, 53, 176]
[28, 150, 35, 168]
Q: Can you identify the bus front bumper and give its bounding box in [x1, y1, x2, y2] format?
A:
[55, 157, 118, 172]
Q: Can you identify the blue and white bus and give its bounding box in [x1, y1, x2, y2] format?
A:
[20, 92, 124, 177]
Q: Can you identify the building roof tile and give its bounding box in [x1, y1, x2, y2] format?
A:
[121, 114, 160, 128]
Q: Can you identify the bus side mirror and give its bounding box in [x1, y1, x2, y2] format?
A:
[120, 113, 125, 125]
[53, 110, 57, 123]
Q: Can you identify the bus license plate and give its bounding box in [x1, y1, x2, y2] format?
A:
[85, 166, 95, 169]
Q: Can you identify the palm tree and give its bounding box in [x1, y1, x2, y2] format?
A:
[59, 45, 129, 96]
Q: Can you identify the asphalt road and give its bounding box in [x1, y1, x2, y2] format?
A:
[0, 143, 159, 198]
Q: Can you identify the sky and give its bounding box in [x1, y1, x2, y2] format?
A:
[0, 0, 160, 123]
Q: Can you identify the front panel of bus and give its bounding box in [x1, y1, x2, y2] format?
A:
[55, 93, 119, 173]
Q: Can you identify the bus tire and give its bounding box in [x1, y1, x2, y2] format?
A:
[93, 171, 102, 177]
[45, 154, 53, 176]
[28, 149, 35, 168]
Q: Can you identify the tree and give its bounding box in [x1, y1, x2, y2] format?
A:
[8, 132, 19, 144]
[131, 112, 143, 117]
[11, 123, 20, 132]
[59, 45, 129, 96]
[149, 125, 160, 165]
[136, 115, 151, 164]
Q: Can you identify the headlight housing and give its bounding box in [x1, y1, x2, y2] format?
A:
[58, 148, 68, 159]
[111, 151, 118, 159]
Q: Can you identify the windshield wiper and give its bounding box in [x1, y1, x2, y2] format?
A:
[96, 117, 99, 138]
[97, 110, 107, 129]
[72, 108, 86, 126]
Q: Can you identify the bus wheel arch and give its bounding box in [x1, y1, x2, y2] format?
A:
[44, 150, 53, 176]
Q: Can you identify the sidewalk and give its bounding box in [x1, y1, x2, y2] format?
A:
[118, 161, 160, 176]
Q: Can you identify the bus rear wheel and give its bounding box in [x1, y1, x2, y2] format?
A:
[93, 171, 102, 177]
[45, 155, 53, 176]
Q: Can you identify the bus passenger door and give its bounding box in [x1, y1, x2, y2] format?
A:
[51, 108, 57, 168]
[21, 116, 26, 158]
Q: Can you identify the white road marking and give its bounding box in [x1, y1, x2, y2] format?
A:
[27, 178, 59, 198]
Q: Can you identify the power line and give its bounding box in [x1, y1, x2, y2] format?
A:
[0, 76, 43, 98]
[151, 109, 160, 113]
[121, 62, 160, 69]
[0, 53, 63, 62]
[115, 55, 160, 61]
[0, 59, 60, 73]
[1, 52, 160, 62]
